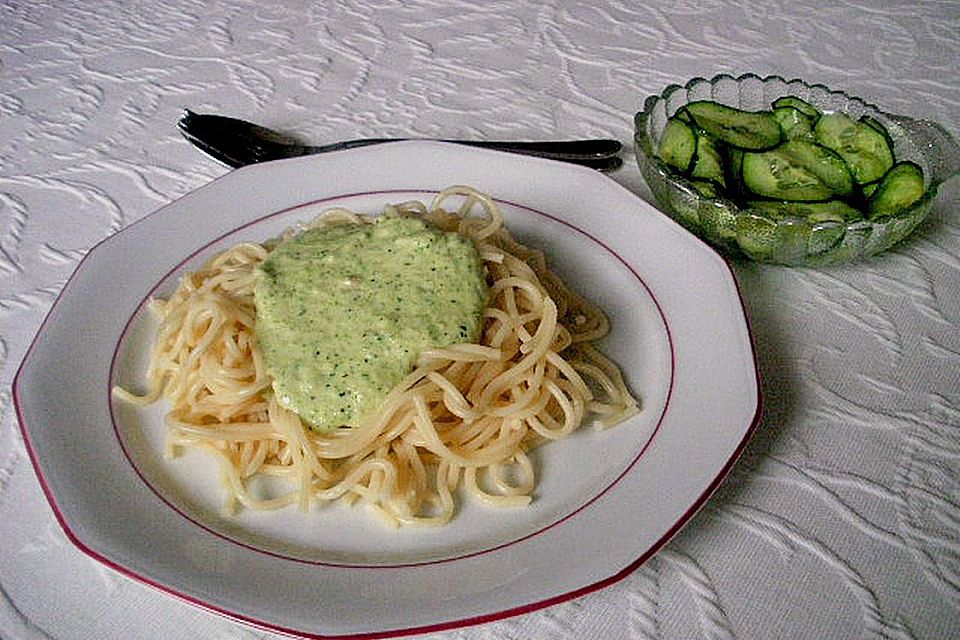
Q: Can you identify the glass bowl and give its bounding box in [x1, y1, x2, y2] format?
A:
[634, 73, 960, 266]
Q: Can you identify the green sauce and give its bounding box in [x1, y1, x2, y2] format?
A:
[254, 215, 488, 430]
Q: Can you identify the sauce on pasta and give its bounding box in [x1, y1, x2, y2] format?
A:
[255, 215, 488, 430]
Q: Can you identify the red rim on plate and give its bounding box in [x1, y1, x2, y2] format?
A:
[13, 141, 762, 639]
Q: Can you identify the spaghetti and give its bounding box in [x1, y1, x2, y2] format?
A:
[115, 186, 638, 526]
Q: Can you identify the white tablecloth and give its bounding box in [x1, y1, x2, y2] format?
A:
[2, 1, 958, 638]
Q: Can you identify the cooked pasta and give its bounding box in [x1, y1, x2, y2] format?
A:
[114, 186, 638, 526]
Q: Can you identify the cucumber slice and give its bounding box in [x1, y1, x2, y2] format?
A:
[774, 106, 815, 140]
[742, 139, 854, 201]
[684, 101, 783, 150]
[690, 132, 726, 187]
[673, 108, 696, 125]
[859, 115, 895, 152]
[689, 179, 722, 198]
[747, 199, 863, 223]
[790, 140, 855, 196]
[814, 112, 895, 184]
[801, 200, 864, 223]
[868, 161, 925, 219]
[658, 116, 698, 173]
[742, 150, 832, 201]
[772, 96, 821, 119]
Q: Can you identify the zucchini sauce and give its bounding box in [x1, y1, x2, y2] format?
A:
[253, 215, 489, 430]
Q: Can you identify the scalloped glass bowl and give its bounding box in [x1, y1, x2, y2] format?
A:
[634, 74, 960, 266]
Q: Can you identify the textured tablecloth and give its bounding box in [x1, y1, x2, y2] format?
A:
[2, 1, 959, 638]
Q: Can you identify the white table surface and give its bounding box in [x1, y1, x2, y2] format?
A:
[2, 1, 959, 639]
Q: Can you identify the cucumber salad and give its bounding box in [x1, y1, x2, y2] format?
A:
[657, 96, 925, 224]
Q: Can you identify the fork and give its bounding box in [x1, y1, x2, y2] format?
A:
[177, 110, 623, 171]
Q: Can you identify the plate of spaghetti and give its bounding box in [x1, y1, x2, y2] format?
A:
[14, 141, 760, 638]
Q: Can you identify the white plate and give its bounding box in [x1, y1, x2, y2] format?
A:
[14, 141, 760, 638]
